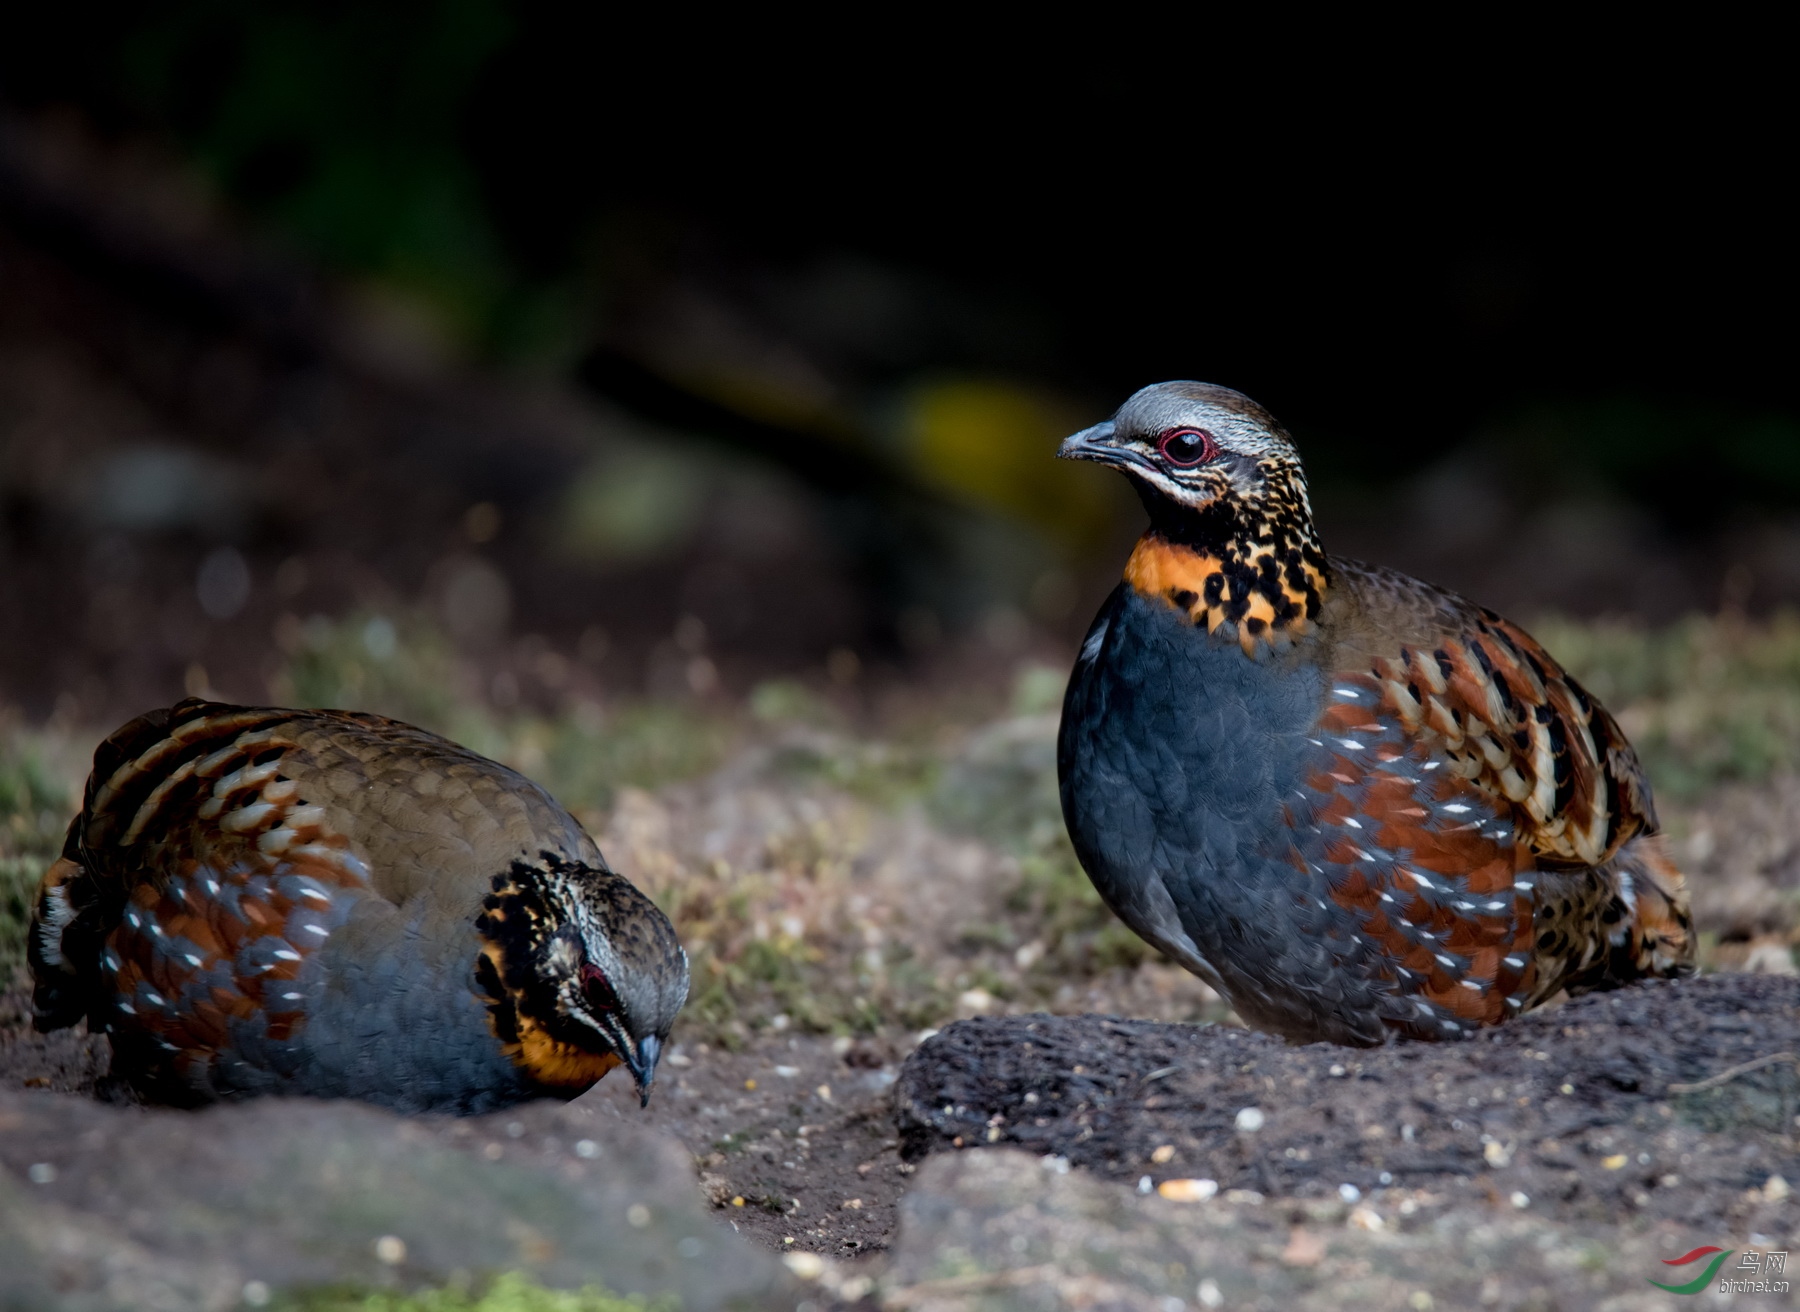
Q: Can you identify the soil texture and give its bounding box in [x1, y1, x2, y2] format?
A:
[896, 975, 1800, 1240]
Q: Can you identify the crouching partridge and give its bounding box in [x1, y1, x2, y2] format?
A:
[30, 699, 688, 1112]
[1057, 382, 1695, 1046]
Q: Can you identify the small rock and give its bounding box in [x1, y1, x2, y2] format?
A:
[1741, 939, 1798, 975]
[1234, 1107, 1265, 1132]
[956, 988, 996, 1016]
[784, 1252, 825, 1279]
[837, 1276, 873, 1301]
[1281, 1227, 1326, 1265]
[0, 1089, 783, 1311]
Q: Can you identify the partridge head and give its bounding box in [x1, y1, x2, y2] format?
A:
[1061, 382, 1326, 644]
[477, 849, 686, 1107]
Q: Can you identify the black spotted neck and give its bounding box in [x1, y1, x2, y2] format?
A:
[1124, 463, 1329, 650]
[474, 856, 621, 1090]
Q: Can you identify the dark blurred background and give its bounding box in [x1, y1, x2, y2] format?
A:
[1, 6, 1795, 724]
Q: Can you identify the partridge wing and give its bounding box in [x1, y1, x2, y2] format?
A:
[1331, 561, 1656, 869]
[52, 705, 378, 1070]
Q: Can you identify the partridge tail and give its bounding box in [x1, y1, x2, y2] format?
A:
[27, 820, 97, 1032]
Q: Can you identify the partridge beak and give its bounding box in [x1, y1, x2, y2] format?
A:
[1059, 421, 1158, 477]
[625, 1034, 662, 1108]
[1057, 420, 1117, 462]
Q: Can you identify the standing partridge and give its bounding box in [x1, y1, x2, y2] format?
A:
[1057, 382, 1695, 1045]
[29, 699, 688, 1112]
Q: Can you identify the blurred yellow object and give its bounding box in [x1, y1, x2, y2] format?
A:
[905, 379, 1129, 548]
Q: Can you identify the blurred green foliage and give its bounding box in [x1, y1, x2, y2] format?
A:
[1532, 611, 1800, 798]
[929, 698, 1154, 982]
[515, 706, 738, 818]
[0, 737, 69, 979]
[271, 611, 737, 815]
[555, 450, 712, 566]
[124, 0, 529, 356]
[281, 1271, 669, 1312]
[764, 735, 937, 811]
[274, 612, 467, 736]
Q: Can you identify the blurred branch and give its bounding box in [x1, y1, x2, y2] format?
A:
[577, 345, 926, 502]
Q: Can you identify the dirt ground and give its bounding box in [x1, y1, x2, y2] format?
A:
[898, 977, 1800, 1241]
[9, 969, 1800, 1305]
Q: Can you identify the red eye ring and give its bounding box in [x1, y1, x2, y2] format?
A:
[1158, 428, 1215, 468]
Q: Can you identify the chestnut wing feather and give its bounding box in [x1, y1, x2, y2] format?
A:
[1280, 678, 1537, 1039]
[1329, 560, 1655, 869]
[36, 700, 597, 1062]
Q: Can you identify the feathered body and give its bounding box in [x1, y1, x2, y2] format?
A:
[1058, 382, 1693, 1045]
[31, 700, 688, 1111]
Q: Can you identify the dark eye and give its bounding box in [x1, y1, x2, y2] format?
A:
[581, 963, 618, 1012]
[1158, 428, 1214, 468]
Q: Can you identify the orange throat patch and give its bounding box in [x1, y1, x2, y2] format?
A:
[1125, 533, 1328, 653]
[510, 1014, 623, 1090]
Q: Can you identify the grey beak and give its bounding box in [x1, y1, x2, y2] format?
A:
[1060, 419, 1158, 478]
[625, 1034, 662, 1108]
[1057, 420, 1118, 461]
